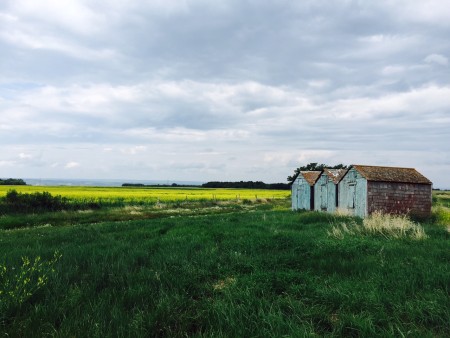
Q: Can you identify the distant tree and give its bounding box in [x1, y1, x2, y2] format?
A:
[122, 183, 198, 188]
[201, 181, 289, 190]
[0, 178, 26, 185]
[287, 162, 348, 183]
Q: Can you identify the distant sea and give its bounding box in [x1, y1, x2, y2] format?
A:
[24, 178, 203, 187]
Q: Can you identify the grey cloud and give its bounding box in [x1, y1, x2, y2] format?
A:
[1, 1, 450, 186]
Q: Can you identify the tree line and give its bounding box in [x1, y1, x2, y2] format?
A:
[201, 181, 290, 190]
[0, 178, 26, 185]
[123, 182, 290, 190]
[122, 183, 198, 188]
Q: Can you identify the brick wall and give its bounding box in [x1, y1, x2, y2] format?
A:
[367, 181, 432, 217]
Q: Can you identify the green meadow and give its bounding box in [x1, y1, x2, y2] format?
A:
[0, 189, 449, 337]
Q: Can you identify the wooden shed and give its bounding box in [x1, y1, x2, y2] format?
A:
[291, 171, 321, 210]
[338, 165, 432, 218]
[314, 168, 347, 213]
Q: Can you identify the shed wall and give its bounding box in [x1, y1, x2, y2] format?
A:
[327, 179, 337, 213]
[314, 173, 338, 213]
[314, 174, 326, 211]
[291, 176, 312, 210]
[367, 182, 432, 217]
[338, 168, 367, 217]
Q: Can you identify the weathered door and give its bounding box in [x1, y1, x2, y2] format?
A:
[320, 183, 327, 211]
[327, 180, 336, 213]
[347, 183, 356, 213]
[298, 183, 310, 210]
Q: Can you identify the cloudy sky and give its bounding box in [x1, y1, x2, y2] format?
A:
[1, 1, 449, 187]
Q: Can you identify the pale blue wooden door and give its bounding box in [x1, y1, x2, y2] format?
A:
[321, 183, 327, 211]
[298, 183, 310, 210]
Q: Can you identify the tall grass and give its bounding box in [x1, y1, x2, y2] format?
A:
[0, 210, 448, 336]
[434, 190, 450, 208]
[432, 190, 450, 232]
[329, 211, 428, 240]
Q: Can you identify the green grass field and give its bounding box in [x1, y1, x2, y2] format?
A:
[0, 186, 290, 230]
[0, 189, 449, 336]
[435, 190, 450, 208]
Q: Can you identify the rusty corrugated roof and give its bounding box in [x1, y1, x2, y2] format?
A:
[300, 171, 322, 186]
[323, 168, 348, 184]
[351, 165, 432, 184]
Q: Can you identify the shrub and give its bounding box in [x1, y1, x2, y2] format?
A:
[0, 251, 61, 315]
[329, 211, 427, 240]
[2, 190, 70, 214]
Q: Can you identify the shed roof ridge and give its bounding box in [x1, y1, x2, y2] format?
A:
[349, 164, 431, 184]
[291, 170, 321, 183]
[299, 171, 322, 186]
[352, 164, 416, 170]
[323, 168, 347, 184]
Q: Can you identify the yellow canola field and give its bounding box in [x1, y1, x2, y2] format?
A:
[0, 186, 290, 203]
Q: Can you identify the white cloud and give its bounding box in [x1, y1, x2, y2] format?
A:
[0, 11, 17, 22]
[381, 65, 405, 76]
[0, 160, 16, 167]
[1, 80, 316, 133]
[18, 152, 32, 159]
[334, 85, 450, 120]
[121, 146, 147, 155]
[8, 0, 102, 36]
[65, 161, 80, 169]
[424, 54, 448, 66]
[393, 0, 450, 27]
[0, 29, 118, 60]
[308, 79, 331, 88]
[349, 34, 420, 60]
[264, 150, 336, 166]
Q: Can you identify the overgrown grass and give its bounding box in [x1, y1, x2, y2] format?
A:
[433, 191, 450, 229]
[434, 190, 450, 208]
[1, 210, 449, 337]
[329, 211, 428, 240]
